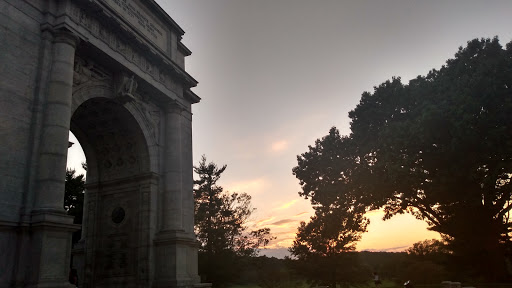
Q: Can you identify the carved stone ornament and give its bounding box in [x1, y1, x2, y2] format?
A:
[111, 207, 126, 224]
[73, 56, 110, 87]
[115, 73, 138, 103]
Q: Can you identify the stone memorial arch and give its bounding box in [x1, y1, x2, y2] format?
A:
[0, 0, 202, 287]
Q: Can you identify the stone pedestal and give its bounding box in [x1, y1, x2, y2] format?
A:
[71, 241, 85, 288]
[153, 231, 201, 288]
[27, 212, 80, 288]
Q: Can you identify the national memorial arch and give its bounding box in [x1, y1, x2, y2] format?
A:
[0, 0, 203, 287]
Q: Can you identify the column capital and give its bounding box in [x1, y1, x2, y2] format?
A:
[52, 29, 80, 49]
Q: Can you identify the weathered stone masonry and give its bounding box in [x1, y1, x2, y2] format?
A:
[0, 0, 202, 287]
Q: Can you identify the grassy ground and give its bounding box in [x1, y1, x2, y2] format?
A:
[226, 280, 400, 288]
[226, 281, 512, 288]
[226, 285, 306, 288]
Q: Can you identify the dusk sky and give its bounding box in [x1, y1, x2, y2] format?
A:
[68, 0, 512, 258]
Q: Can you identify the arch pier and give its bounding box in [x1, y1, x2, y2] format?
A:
[0, 0, 202, 287]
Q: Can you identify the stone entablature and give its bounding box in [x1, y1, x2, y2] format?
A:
[103, 0, 168, 52]
[48, 0, 200, 106]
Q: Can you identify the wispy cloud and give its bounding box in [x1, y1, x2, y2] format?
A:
[275, 199, 298, 210]
[362, 245, 409, 252]
[294, 211, 309, 217]
[255, 217, 275, 225]
[271, 140, 288, 152]
[273, 231, 296, 236]
[271, 219, 296, 226]
[383, 245, 410, 252]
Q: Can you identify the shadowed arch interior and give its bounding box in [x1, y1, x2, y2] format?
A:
[70, 97, 150, 183]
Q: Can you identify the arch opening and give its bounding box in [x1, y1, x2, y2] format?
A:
[70, 97, 150, 183]
[69, 97, 154, 287]
[66, 131, 87, 247]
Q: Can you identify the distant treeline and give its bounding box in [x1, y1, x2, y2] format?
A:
[216, 251, 464, 288]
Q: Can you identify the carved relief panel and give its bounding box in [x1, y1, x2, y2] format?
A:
[94, 189, 137, 282]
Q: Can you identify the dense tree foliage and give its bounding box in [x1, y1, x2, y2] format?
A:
[64, 168, 86, 244]
[194, 156, 273, 285]
[293, 37, 512, 281]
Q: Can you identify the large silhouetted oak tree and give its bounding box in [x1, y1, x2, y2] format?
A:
[194, 155, 273, 285]
[293, 37, 512, 281]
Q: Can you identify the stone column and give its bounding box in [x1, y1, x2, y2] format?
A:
[34, 29, 79, 212]
[154, 101, 202, 287]
[180, 108, 201, 284]
[181, 109, 194, 235]
[28, 29, 81, 288]
[161, 101, 184, 231]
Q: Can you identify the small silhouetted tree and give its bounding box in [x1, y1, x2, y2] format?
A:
[406, 239, 449, 257]
[290, 207, 369, 287]
[194, 155, 273, 286]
